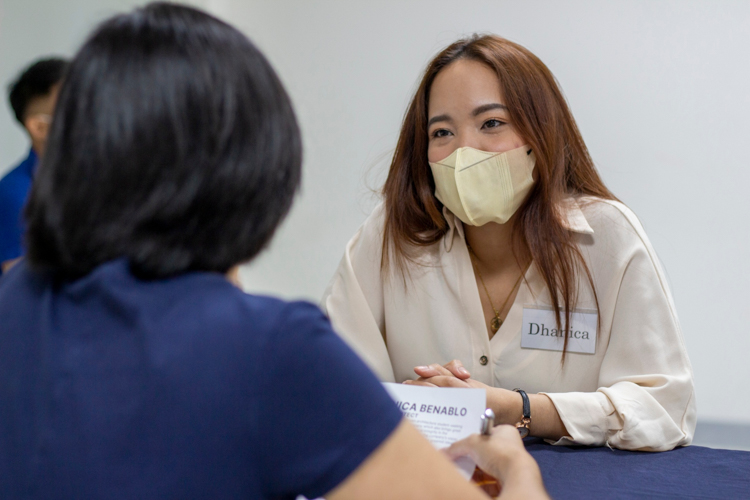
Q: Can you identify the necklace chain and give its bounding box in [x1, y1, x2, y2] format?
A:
[467, 243, 527, 335]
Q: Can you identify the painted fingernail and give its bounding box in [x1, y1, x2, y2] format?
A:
[459, 367, 470, 375]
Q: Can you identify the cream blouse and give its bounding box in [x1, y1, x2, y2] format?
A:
[322, 197, 696, 451]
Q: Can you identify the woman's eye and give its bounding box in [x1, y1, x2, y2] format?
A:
[431, 129, 451, 139]
[482, 119, 505, 129]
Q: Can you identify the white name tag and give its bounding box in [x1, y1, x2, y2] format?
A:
[521, 306, 597, 354]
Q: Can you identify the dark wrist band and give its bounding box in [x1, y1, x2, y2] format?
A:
[512, 388, 531, 438]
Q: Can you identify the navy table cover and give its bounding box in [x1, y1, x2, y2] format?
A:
[525, 438, 750, 499]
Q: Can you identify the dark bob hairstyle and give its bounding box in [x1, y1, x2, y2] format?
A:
[25, 2, 302, 280]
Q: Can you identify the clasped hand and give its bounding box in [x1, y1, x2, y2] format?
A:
[403, 359, 489, 390]
[403, 359, 526, 429]
[404, 359, 568, 442]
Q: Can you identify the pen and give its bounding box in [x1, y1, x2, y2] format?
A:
[480, 408, 495, 436]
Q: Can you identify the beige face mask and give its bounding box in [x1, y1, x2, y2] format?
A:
[428, 145, 536, 226]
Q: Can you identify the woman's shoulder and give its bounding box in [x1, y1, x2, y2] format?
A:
[575, 196, 651, 243]
[338, 202, 388, 267]
[153, 280, 336, 382]
[355, 201, 387, 242]
[349, 201, 444, 268]
[240, 295, 330, 335]
[71, 265, 331, 356]
[569, 196, 671, 279]
[190, 282, 328, 341]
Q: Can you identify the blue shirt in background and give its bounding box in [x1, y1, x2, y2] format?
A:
[0, 260, 402, 499]
[0, 148, 37, 270]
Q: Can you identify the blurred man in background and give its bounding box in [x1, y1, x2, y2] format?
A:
[0, 57, 69, 274]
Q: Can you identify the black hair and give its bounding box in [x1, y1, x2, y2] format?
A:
[7, 57, 69, 124]
[24, 2, 302, 280]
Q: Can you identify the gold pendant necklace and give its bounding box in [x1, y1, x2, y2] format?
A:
[490, 315, 503, 333]
[468, 244, 526, 336]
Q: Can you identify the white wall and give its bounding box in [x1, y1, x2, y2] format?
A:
[2, 0, 748, 424]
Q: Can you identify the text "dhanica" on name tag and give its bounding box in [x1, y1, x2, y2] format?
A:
[520, 306, 597, 354]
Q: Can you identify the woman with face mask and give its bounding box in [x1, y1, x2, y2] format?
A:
[323, 35, 696, 452]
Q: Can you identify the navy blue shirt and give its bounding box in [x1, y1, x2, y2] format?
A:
[0, 148, 37, 269]
[0, 260, 402, 499]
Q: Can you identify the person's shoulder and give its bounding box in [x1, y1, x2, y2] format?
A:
[0, 260, 40, 306]
[0, 161, 33, 206]
[339, 201, 388, 264]
[176, 276, 328, 343]
[573, 196, 662, 268]
[357, 201, 386, 239]
[576, 196, 649, 240]
[177, 274, 302, 320]
[1, 149, 34, 182]
[0, 165, 28, 190]
[75, 262, 305, 346]
[230, 292, 327, 335]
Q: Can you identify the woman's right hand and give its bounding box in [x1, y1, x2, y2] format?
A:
[413, 359, 472, 381]
[445, 425, 550, 499]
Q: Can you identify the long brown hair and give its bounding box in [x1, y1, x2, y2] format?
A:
[381, 35, 617, 354]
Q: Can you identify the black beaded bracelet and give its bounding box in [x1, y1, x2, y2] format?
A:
[512, 388, 531, 438]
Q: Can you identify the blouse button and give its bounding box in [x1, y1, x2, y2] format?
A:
[479, 355, 488, 366]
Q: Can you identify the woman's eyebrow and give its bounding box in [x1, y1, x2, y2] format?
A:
[472, 103, 508, 116]
[427, 114, 452, 127]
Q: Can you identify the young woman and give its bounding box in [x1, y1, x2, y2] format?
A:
[323, 35, 696, 452]
[0, 6, 547, 499]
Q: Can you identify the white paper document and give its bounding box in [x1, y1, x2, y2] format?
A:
[382, 382, 486, 478]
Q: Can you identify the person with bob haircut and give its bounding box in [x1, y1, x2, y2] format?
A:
[0, 3, 549, 499]
[323, 35, 696, 452]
